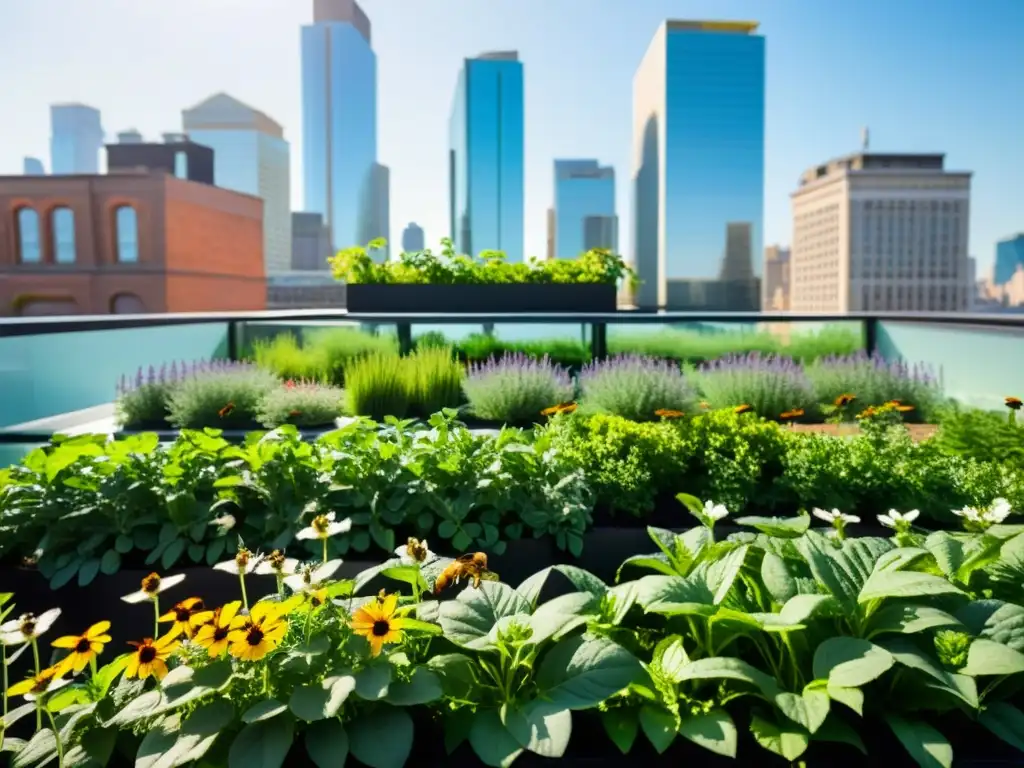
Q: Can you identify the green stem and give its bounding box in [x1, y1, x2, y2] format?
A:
[153, 597, 161, 639]
[262, 663, 270, 696]
[239, 574, 249, 612]
[303, 606, 313, 643]
[322, 538, 328, 565]
[31, 638, 42, 730]
[1, 643, 7, 752]
[43, 704, 65, 768]
[276, 574, 284, 597]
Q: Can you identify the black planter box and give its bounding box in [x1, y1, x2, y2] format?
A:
[345, 283, 617, 313]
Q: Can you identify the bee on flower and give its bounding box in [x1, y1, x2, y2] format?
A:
[395, 537, 435, 566]
[213, 547, 262, 576]
[284, 560, 343, 595]
[812, 507, 860, 539]
[834, 394, 856, 407]
[51, 621, 112, 675]
[297, 512, 352, 564]
[0, 608, 61, 646]
[121, 572, 185, 605]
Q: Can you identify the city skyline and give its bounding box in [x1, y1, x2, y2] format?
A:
[1, 0, 1022, 275]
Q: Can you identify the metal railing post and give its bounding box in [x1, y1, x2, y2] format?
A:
[397, 322, 413, 355]
[591, 322, 607, 361]
[227, 319, 239, 361]
[864, 316, 878, 356]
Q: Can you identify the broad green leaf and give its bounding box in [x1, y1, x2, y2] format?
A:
[734, 515, 810, 538]
[438, 581, 531, 650]
[11, 728, 58, 768]
[506, 700, 572, 758]
[875, 547, 930, 573]
[749, 711, 809, 761]
[135, 715, 182, 768]
[380, 564, 429, 594]
[813, 637, 894, 688]
[633, 574, 714, 616]
[867, 604, 962, 637]
[290, 684, 332, 721]
[887, 714, 953, 768]
[858, 570, 965, 603]
[354, 663, 392, 700]
[962, 638, 1024, 677]
[242, 699, 287, 724]
[305, 719, 348, 768]
[798, 533, 892, 611]
[674, 656, 781, 698]
[105, 689, 162, 726]
[826, 684, 864, 715]
[653, 635, 689, 683]
[616, 552, 677, 579]
[775, 686, 830, 734]
[601, 708, 639, 754]
[536, 635, 643, 710]
[705, 545, 749, 604]
[760, 551, 798, 603]
[385, 668, 443, 706]
[78, 727, 118, 766]
[813, 715, 867, 755]
[550, 564, 607, 596]
[348, 706, 413, 768]
[3, 702, 36, 729]
[678, 709, 737, 757]
[758, 594, 835, 630]
[516, 568, 551, 607]
[676, 493, 705, 518]
[880, 637, 978, 708]
[529, 591, 600, 644]
[324, 675, 356, 717]
[957, 600, 1024, 652]
[639, 705, 676, 753]
[469, 709, 523, 768]
[228, 714, 295, 768]
[607, 581, 640, 625]
[979, 702, 1024, 752]
[426, 653, 476, 699]
[151, 701, 233, 768]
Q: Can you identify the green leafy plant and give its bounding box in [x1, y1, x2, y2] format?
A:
[462, 352, 575, 423]
[255, 381, 343, 428]
[578, 355, 696, 422]
[806, 351, 941, 421]
[166, 365, 280, 429]
[251, 328, 399, 387]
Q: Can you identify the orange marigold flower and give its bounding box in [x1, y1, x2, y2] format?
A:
[654, 409, 685, 419]
[834, 394, 856, 407]
[734, 404, 753, 415]
[1006, 397, 1022, 411]
[779, 409, 805, 420]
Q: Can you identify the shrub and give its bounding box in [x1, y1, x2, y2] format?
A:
[458, 333, 591, 368]
[691, 352, 817, 419]
[578, 355, 696, 422]
[116, 365, 176, 427]
[933, 404, 1024, 467]
[805, 350, 941, 420]
[404, 345, 464, 417]
[250, 333, 322, 382]
[463, 353, 575, 423]
[166, 364, 280, 429]
[255, 381, 344, 428]
[344, 351, 410, 420]
[305, 326, 399, 385]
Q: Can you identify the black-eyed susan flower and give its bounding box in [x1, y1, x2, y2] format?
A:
[0, 608, 61, 647]
[654, 409, 685, 419]
[121, 572, 185, 604]
[193, 601, 241, 658]
[227, 602, 289, 662]
[734, 404, 753, 415]
[834, 393, 856, 407]
[51, 621, 111, 674]
[351, 593, 410, 657]
[6, 665, 70, 700]
[125, 631, 180, 681]
[159, 598, 208, 639]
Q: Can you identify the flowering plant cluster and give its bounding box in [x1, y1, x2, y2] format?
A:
[5, 495, 1024, 767]
[462, 352, 575, 423]
[578, 354, 697, 422]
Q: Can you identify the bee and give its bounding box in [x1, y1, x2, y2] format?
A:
[218, 402, 235, 418]
[433, 553, 499, 594]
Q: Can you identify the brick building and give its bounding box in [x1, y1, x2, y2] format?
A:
[0, 170, 266, 315]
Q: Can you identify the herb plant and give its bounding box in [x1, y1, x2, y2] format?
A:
[578, 355, 697, 422]
[462, 353, 575, 423]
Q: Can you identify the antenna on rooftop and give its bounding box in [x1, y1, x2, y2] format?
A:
[860, 126, 870, 152]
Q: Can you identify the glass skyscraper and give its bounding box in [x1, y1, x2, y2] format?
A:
[632, 21, 765, 309]
[449, 51, 524, 262]
[301, 0, 379, 253]
[183, 93, 293, 274]
[995, 234, 1024, 286]
[50, 104, 104, 174]
[552, 160, 617, 259]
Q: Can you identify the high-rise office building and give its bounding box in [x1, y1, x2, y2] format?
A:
[763, 245, 790, 310]
[449, 51, 524, 261]
[50, 104, 104, 174]
[995, 234, 1024, 286]
[368, 162, 390, 260]
[182, 92, 292, 274]
[291, 212, 334, 271]
[116, 130, 144, 145]
[632, 21, 765, 309]
[552, 160, 617, 258]
[789, 152, 972, 312]
[402, 222, 425, 253]
[301, 0, 379, 253]
[23, 158, 45, 176]
[106, 135, 215, 185]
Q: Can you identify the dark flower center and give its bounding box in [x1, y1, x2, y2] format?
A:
[75, 638, 91, 654]
[138, 646, 157, 663]
[213, 627, 229, 642]
[142, 575, 161, 593]
[372, 620, 391, 637]
[20, 620, 36, 637]
[246, 628, 265, 646]
[175, 609, 191, 622]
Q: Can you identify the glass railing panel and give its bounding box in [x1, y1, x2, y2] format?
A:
[411, 321, 590, 367]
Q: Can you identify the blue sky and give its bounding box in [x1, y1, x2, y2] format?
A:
[1, 0, 1021, 275]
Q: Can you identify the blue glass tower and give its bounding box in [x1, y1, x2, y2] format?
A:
[449, 51, 525, 262]
[50, 104, 104, 174]
[632, 21, 765, 308]
[301, 0, 379, 252]
[553, 160, 617, 258]
[995, 234, 1024, 285]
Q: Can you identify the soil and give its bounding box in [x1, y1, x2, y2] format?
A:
[788, 423, 939, 442]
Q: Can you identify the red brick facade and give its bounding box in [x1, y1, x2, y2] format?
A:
[0, 171, 266, 316]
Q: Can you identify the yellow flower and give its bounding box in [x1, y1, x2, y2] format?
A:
[6, 665, 69, 700]
[351, 593, 410, 657]
[193, 602, 241, 658]
[125, 631, 180, 681]
[734, 404, 753, 415]
[834, 393, 856, 407]
[159, 597, 208, 639]
[227, 602, 289, 662]
[51, 621, 112, 675]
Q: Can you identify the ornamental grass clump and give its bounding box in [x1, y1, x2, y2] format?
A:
[462, 352, 575, 423]
[255, 380, 344, 428]
[578, 354, 695, 422]
[166, 362, 279, 429]
[806, 350, 940, 420]
[692, 352, 816, 420]
[403, 345, 464, 418]
[345, 351, 410, 420]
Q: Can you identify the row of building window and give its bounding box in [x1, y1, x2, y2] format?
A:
[14, 205, 139, 265]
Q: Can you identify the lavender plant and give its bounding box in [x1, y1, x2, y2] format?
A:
[806, 350, 941, 420]
[578, 355, 696, 422]
[165, 362, 280, 429]
[691, 352, 817, 419]
[255, 380, 344, 428]
[115, 364, 178, 427]
[462, 353, 575, 423]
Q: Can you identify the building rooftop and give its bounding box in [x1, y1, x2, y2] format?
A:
[475, 51, 519, 61]
[182, 93, 284, 139]
[666, 20, 760, 34]
[312, 0, 371, 43]
[796, 152, 973, 187]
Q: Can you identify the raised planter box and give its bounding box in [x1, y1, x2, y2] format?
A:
[345, 283, 618, 313]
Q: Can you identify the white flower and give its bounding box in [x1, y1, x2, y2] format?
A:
[877, 509, 920, 529]
[296, 512, 352, 541]
[702, 501, 729, 522]
[121, 572, 186, 604]
[0, 608, 61, 646]
[213, 548, 263, 575]
[395, 538, 435, 566]
[255, 550, 300, 576]
[284, 559, 343, 593]
[986, 498, 1013, 524]
[953, 505, 982, 523]
[812, 508, 860, 525]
